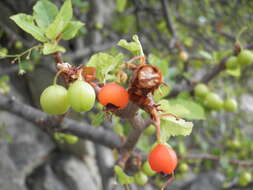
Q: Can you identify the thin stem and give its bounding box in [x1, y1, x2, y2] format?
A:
[53, 69, 64, 85]
[161, 175, 174, 190]
[4, 45, 41, 60]
[126, 56, 146, 65]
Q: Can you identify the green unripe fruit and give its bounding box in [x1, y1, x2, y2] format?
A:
[40, 85, 69, 115]
[194, 83, 209, 98]
[15, 41, 23, 49]
[178, 163, 189, 173]
[238, 50, 253, 66]
[224, 98, 238, 112]
[204, 92, 223, 110]
[227, 139, 241, 149]
[54, 133, 79, 144]
[63, 134, 79, 144]
[238, 172, 252, 187]
[0, 48, 8, 58]
[231, 139, 241, 149]
[134, 171, 148, 186]
[226, 56, 238, 70]
[68, 80, 96, 112]
[142, 161, 156, 176]
[143, 125, 156, 136]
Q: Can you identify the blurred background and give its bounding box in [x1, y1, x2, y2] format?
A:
[0, 0, 253, 190]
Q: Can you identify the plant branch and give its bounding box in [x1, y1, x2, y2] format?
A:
[160, 0, 177, 39]
[118, 111, 151, 168]
[181, 153, 253, 167]
[0, 93, 121, 149]
[168, 56, 228, 97]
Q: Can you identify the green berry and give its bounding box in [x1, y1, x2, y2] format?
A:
[226, 56, 238, 70]
[142, 161, 156, 176]
[64, 134, 79, 144]
[178, 163, 189, 173]
[143, 125, 156, 136]
[224, 98, 238, 112]
[238, 50, 253, 66]
[238, 172, 252, 187]
[40, 85, 70, 115]
[134, 171, 148, 186]
[15, 41, 23, 49]
[194, 83, 209, 98]
[68, 80, 96, 112]
[204, 92, 223, 110]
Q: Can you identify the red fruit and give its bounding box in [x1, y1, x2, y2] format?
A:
[98, 83, 129, 109]
[148, 144, 177, 174]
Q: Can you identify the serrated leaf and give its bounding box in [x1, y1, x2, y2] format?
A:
[91, 112, 105, 127]
[160, 116, 193, 142]
[10, 14, 47, 42]
[154, 85, 171, 101]
[159, 99, 190, 118]
[169, 99, 206, 120]
[159, 99, 205, 120]
[42, 43, 66, 55]
[116, 0, 127, 12]
[117, 35, 144, 56]
[45, 0, 72, 40]
[62, 21, 84, 40]
[86, 52, 124, 82]
[114, 165, 134, 185]
[33, 0, 58, 30]
[148, 54, 169, 77]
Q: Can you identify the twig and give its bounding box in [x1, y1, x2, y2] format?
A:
[118, 112, 151, 168]
[0, 94, 121, 149]
[181, 153, 253, 167]
[168, 56, 228, 97]
[160, 0, 177, 38]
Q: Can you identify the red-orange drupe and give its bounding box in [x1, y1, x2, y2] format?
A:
[98, 83, 129, 109]
[148, 144, 177, 175]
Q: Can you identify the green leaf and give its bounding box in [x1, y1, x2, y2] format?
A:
[154, 85, 171, 101]
[45, 0, 72, 40]
[158, 99, 205, 120]
[86, 52, 124, 82]
[160, 116, 194, 142]
[114, 165, 134, 185]
[117, 35, 144, 56]
[116, 0, 127, 12]
[42, 42, 66, 55]
[62, 21, 84, 40]
[148, 54, 169, 77]
[91, 112, 105, 127]
[33, 0, 58, 30]
[169, 99, 206, 120]
[10, 14, 47, 42]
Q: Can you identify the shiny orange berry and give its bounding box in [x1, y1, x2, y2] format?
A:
[148, 144, 177, 175]
[98, 83, 129, 109]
